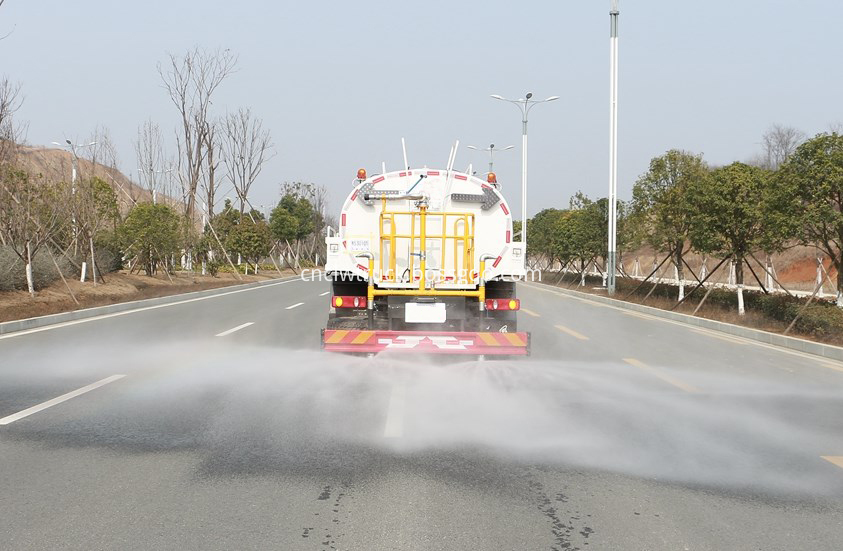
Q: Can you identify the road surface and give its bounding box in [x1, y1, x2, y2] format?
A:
[1, 277, 842, 550]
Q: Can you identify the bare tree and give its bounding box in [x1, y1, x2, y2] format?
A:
[134, 118, 167, 200]
[761, 124, 805, 170]
[0, 169, 68, 296]
[200, 119, 222, 218]
[82, 125, 120, 171]
[158, 47, 237, 222]
[0, 0, 14, 41]
[0, 77, 23, 162]
[221, 107, 274, 214]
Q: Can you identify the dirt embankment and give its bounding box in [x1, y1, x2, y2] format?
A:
[0, 270, 298, 323]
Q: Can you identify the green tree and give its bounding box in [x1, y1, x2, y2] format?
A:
[269, 204, 299, 243]
[528, 209, 570, 270]
[777, 132, 843, 307]
[225, 216, 271, 270]
[568, 207, 603, 285]
[277, 193, 315, 241]
[632, 150, 710, 300]
[269, 193, 317, 269]
[688, 162, 781, 314]
[119, 203, 181, 275]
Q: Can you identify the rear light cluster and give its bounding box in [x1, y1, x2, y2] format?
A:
[485, 298, 520, 311]
[332, 295, 367, 308]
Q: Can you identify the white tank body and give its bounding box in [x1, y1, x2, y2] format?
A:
[326, 169, 525, 289]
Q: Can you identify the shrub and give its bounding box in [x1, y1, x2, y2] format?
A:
[0, 245, 75, 292]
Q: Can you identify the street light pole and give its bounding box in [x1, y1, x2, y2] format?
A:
[466, 143, 514, 175]
[52, 139, 97, 254]
[491, 93, 558, 252]
[138, 165, 172, 204]
[607, 0, 620, 295]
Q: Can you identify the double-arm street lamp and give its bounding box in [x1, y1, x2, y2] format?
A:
[52, 139, 97, 253]
[52, 139, 97, 192]
[137, 165, 174, 204]
[466, 143, 514, 177]
[490, 93, 558, 249]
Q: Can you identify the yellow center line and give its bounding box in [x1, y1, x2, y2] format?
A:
[621, 310, 652, 320]
[821, 456, 843, 470]
[521, 308, 540, 317]
[688, 327, 747, 346]
[555, 325, 589, 341]
[623, 358, 701, 394]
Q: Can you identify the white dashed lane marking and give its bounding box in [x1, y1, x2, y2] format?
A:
[0, 375, 126, 426]
[215, 322, 254, 337]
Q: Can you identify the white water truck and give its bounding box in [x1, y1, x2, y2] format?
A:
[321, 159, 530, 356]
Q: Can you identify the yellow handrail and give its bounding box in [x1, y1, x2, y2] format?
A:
[378, 207, 475, 286]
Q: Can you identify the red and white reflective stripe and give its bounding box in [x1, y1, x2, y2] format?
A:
[500, 203, 509, 215]
[506, 230, 511, 243]
[454, 174, 467, 180]
[350, 190, 358, 201]
[372, 176, 385, 183]
[493, 245, 509, 268]
[427, 170, 440, 176]
[341, 214, 346, 227]
[481, 183, 491, 190]
[342, 240, 347, 249]
[357, 264, 369, 272]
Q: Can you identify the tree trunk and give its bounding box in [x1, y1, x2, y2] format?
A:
[836, 256, 843, 308]
[89, 237, 98, 287]
[736, 255, 745, 316]
[25, 241, 35, 298]
[674, 245, 685, 302]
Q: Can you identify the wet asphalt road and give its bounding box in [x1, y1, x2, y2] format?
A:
[1, 276, 842, 550]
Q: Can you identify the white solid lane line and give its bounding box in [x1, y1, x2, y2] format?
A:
[286, 302, 305, 310]
[215, 322, 254, 337]
[0, 277, 300, 341]
[526, 282, 843, 371]
[0, 374, 126, 426]
[383, 384, 406, 438]
[319, 291, 330, 296]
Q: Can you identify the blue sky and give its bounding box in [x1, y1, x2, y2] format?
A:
[2, 0, 841, 218]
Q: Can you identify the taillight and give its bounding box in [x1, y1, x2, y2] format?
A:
[485, 298, 520, 311]
[332, 295, 367, 308]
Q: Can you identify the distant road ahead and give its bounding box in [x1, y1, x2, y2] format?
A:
[1, 277, 842, 550]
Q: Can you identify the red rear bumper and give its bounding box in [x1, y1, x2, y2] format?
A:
[321, 329, 530, 355]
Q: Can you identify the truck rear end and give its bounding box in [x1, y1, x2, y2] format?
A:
[322, 167, 530, 357]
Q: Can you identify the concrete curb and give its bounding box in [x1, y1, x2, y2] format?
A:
[0, 275, 300, 336]
[529, 281, 843, 363]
